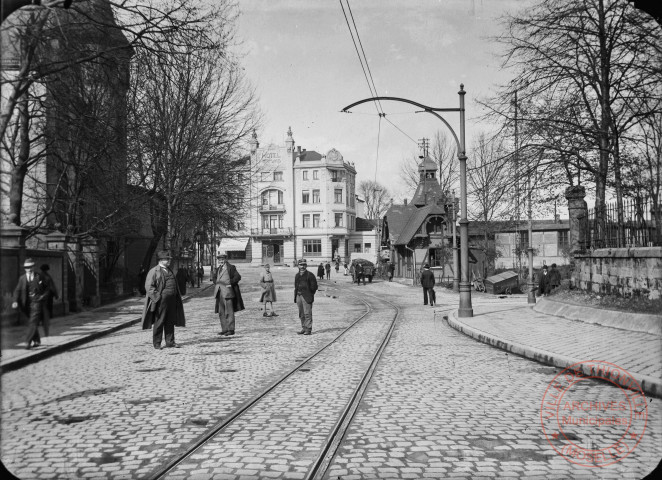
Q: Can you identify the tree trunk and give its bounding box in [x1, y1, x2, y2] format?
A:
[8, 94, 30, 226]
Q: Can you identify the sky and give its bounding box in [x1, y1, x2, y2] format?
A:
[236, 0, 531, 201]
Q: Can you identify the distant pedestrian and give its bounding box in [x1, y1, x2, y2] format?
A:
[12, 258, 47, 349]
[335, 258, 340, 274]
[40, 264, 58, 328]
[197, 264, 204, 287]
[325, 261, 331, 279]
[317, 263, 325, 280]
[538, 264, 551, 296]
[421, 263, 436, 307]
[259, 264, 278, 317]
[213, 252, 245, 336]
[388, 262, 395, 282]
[344, 262, 348, 276]
[548, 263, 561, 292]
[141, 250, 186, 349]
[138, 266, 147, 295]
[294, 259, 318, 335]
[188, 265, 196, 288]
[175, 266, 188, 295]
[354, 262, 365, 285]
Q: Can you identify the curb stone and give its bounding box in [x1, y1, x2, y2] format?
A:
[445, 312, 662, 399]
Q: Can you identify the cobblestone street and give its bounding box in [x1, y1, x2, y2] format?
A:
[1, 267, 660, 479]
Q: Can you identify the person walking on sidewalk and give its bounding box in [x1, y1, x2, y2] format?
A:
[538, 264, 551, 296]
[548, 263, 561, 292]
[259, 264, 278, 317]
[421, 263, 436, 307]
[12, 258, 48, 349]
[197, 263, 204, 287]
[213, 252, 245, 336]
[325, 261, 331, 280]
[294, 259, 318, 335]
[388, 261, 395, 282]
[39, 264, 58, 335]
[335, 258, 340, 274]
[141, 250, 186, 349]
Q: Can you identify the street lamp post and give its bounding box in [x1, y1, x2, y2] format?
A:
[342, 86, 473, 317]
[451, 190, 459, 292]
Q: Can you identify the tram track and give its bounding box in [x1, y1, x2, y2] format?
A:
[149, 282, 402, 480]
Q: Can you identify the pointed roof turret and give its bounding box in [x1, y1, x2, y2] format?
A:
[411, 156, 444, 207]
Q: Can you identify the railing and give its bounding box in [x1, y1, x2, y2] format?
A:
[581, 196, 661, 249]
[259, 204, 286, 212]
[250, 228, 292, 237]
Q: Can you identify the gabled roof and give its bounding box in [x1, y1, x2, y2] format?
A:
[394, 203, 448, 245]
[298, 150, 322, 162]
[384, 203, 417, 244]
[355, 217, 378, 231]
[411, 178, 445, 207]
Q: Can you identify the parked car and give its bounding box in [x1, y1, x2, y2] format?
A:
[350, 259, 375, 283]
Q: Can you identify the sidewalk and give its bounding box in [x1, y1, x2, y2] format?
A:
[446, 296, 662, 398]
[0, 283, 214, 373]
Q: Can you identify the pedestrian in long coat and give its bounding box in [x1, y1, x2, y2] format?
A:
[294, 259, 318, 335]
[213, 252, 245, 336]
[538, 265, 551, 296]
[259, 264, 278, 317]
[548, 263, 561, 292]
[40, 264, 58, 334]
[420, 263, 436, 306]
[141, 250, 186, 349]
[325, 261, 331, 279]
[388, 262, 395, 282]
[175, 266, 188, 295]
[317, 263, 325, 280]
[12, 258, 48, 349]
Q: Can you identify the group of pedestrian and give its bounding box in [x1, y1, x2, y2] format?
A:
[538, 263, 561, 296]
[316, 261, 332, 280]
[139, 251, 320, 349]
[11, 259, 59, 349]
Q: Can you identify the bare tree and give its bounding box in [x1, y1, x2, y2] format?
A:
[483, 0, 661, 240]
[126, 16, 260, 268]
[357, 180, 390, 220]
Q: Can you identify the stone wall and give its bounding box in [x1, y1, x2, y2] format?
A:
[572, 247, 662, 300]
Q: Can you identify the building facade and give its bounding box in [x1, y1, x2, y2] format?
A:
[245, 127, 358, 265]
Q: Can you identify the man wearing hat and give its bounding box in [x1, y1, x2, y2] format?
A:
[12, 258, 48, 349]
[141, 250, 186, 349]
[538, 264, 551, 296]
[213, 252, 244, 336]
[294, 259, 318, 335]
[420, 263, 436, 307]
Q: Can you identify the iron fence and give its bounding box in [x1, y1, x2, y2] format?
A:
[581, 196, 661, 249]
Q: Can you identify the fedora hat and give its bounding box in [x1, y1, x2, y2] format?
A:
[157, 250, 172, 260]
[23, 258, 35, 267]
[298, 258, 308, 266]
[217, 251, 228, 259]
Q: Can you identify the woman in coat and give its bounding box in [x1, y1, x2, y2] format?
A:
[317, 263, 325, 280]
[259, 264, 278, 317]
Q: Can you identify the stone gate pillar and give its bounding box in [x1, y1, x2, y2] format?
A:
[565, 185, 589, 253]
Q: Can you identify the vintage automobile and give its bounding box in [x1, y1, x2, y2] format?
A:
[350, 258, 375, 283]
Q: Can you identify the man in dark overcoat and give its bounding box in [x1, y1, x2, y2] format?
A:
[141, 250, 186, 349]
[294, 258, 318, 335]
[213, 252, 244, 336]
[420, 263, 436, 307]
[538, 264, 551, 296]
[12, 258, 48, 349]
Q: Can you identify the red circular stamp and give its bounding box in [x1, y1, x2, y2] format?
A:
[540, 360, 648, 467]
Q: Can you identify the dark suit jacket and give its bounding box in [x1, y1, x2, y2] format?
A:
[13, 273, 47, 316]
[141, 265, 186, 329]
[421, 269, 436, 288]
[213, 262, 245, 313]
[294, 269, 318, 304]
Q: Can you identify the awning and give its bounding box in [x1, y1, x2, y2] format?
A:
[218, 237, 249, 252]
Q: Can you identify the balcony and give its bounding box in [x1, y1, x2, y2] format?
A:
[250, 227, 292, 238]
[259, 204, 286, 213]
